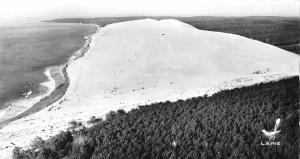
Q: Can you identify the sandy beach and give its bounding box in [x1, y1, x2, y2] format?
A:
[0, 24, 100, 130]
[0, 19, 298, 158]
[0, 68, 56, 123]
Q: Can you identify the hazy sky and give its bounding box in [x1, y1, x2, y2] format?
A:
[0, 0, 298, 22]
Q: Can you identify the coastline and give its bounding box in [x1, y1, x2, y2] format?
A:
[0, 68, 56, 124]
[0, 24, 100, 129]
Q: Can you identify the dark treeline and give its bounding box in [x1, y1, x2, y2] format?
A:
[48, 16, 300, 54]
[13, 76, 299, 159]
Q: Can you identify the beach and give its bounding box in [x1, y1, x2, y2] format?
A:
[0, 23, 99, 158]
[0, 23, 98, 127]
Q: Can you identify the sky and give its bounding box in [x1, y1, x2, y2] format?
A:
[0, 0, 298, 23]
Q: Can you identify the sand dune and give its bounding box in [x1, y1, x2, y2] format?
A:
[0, 19, 298, 158]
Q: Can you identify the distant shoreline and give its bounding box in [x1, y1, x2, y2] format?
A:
[0, 24, 100, 129]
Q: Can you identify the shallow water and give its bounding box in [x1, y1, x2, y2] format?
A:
[0, 22, 97, 110]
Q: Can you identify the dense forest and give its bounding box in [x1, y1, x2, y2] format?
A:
[13, 76, 299, 159]
[48, 16, 300, 54]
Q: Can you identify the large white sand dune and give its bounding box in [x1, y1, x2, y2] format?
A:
[0, 19, 299, 158]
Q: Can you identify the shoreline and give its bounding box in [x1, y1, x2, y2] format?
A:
[0, 24, 100, 129]
[0, 68, 56, 124]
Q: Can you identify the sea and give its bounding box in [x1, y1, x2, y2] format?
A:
[0, 22, 97, 120]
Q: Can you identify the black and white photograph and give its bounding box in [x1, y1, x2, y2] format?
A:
[0, 0, 299, 158]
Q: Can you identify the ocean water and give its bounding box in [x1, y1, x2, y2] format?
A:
[0, 22, 97, 110]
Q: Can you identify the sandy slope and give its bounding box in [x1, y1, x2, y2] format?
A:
[0, 19, 298, 158]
